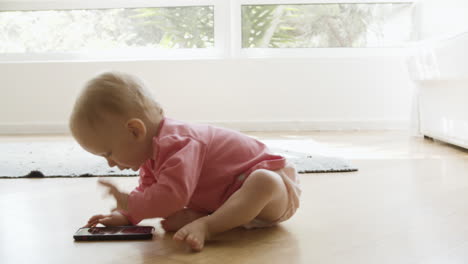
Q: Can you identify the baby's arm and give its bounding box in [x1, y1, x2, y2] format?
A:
[98, 179, 129, 211]
[83, 210, 130, 227]
[124, 136, 206, 224]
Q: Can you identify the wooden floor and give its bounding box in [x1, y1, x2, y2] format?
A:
[2, 131, 468, 264]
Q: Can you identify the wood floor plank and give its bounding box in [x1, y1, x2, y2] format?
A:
[1, 131, 468, 264]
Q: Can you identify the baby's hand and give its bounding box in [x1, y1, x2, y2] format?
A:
[84, 211, 130, 227]
[98, 178, 129, 211]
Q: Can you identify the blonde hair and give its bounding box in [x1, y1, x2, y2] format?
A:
[69, 71, 162, 133]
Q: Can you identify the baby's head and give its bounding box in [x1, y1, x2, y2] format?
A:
[69, 71, 163, 171]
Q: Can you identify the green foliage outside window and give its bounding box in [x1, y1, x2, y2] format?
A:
[242, 4, 413, 48]
[0, 6, 214, 53]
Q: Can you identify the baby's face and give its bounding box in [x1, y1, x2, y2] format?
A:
[73, 119, 152, 171]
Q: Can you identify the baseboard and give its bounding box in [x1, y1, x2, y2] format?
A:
[0, 123, 69, 135]
[205, 120, 409, 131]
[0, 120, 409, 135]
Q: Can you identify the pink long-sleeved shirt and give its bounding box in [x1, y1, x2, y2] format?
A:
[122, 118, 286, 224]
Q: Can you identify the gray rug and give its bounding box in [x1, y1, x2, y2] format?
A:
[0, 140, 357, 178]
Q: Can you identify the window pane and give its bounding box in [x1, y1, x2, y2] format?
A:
[242, 3, 413, 48]
[0, 6, 214, 53]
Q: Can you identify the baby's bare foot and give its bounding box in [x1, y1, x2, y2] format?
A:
[173, 217, 210, 251]
[161, 208, 206, 232]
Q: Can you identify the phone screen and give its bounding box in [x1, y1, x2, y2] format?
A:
[75, 226, 152, 235]
[74, 226, 154, 241]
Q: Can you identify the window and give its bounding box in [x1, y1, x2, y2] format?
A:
[0, 6, 214, 53]
[241, 3, 414, 48]
[0, 0, 417, 61]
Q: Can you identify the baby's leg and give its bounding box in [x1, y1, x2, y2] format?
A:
[161, 208, 207, 232]
[173, 169, 289, 251]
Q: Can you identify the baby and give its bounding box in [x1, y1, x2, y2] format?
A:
[69, 71, 301, 251]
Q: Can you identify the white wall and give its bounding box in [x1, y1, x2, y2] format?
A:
[419, 0, 468, 40]
[0, 57, 413, 134]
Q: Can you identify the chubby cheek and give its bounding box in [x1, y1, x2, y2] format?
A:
[126, 149, 149, 167]
[114, 156, 137, 168]
[107, 153, 131, 167]
[117, 142, 150, 168]
[122, 158, 141, 168]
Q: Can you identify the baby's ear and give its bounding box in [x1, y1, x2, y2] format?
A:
[126, 118, 147, 140]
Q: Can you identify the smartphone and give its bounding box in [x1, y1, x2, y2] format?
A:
[73, 226, 155, 241]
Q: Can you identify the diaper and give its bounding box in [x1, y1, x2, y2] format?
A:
[243, 162, 301, 229]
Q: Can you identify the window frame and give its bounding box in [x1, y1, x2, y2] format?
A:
[0, 0, 419, 62]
